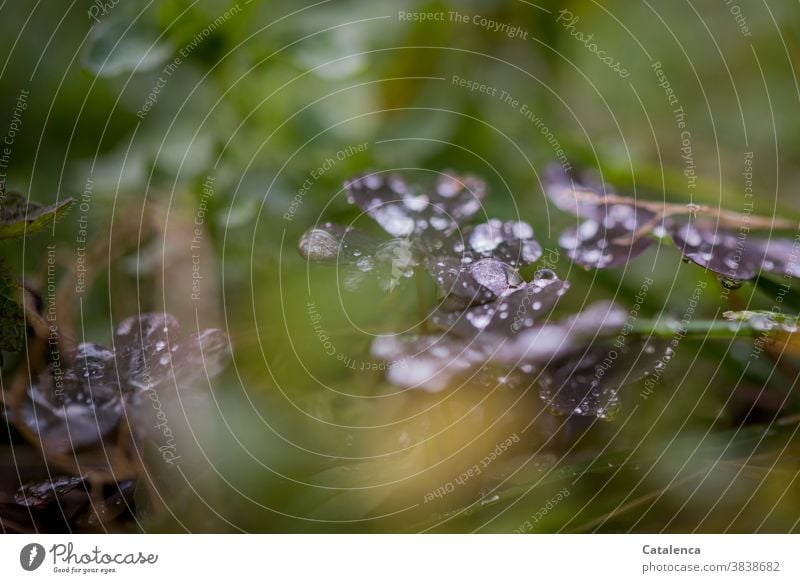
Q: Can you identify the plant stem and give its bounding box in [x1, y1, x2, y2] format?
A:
[311, 318, 764, 341]
[571, 188, 795, 235]
[628, 318, 759, 339]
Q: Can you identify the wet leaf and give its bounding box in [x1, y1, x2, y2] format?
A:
[338, 237, 420, 292]
[418, 219, 542, 306]
[7, 313, 231, 456]
[15, 476, 87, 509]
[301, 172, 546, 300]
[299, 222, 419, 291]
[170, 327, 232, 386]
[10, 476, 137, 531]
[494, 301, 628, 367]
[114, 312, 182, 390]
[416, 218, 541, 269]
[0, 192, 74, 240]
[114, 312, 232, 395]
[543, 166, 657, 269]
[670, 219, 800, 281]
[558, 204, 658, 269]
[539, 337, 669, 419]
[460, 219, 542, 268]
[374, 300, 633, 402]
[429, 269, 569, 337]
[345, 170, 487, 237]
[423, 256, 522, 307]
[542, 164, 610, 218]
[545, 165, 800, 276]
[298, 223, 382, 264]
[371, 332, 492, 393]
[14, 343, 124, 454]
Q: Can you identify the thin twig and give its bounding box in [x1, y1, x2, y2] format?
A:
[570, 188, 797, 248]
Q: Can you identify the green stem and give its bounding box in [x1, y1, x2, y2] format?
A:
[629, 318, 758, 339]
[307, 318, 762, 340]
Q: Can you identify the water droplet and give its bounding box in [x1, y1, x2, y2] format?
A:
[719, 276, 742, 290]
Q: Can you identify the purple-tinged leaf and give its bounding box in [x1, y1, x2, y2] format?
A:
[429, 270, 570, 337]
[298, 222, 382, 264]
[345, 171, 487, 237]
[15, 477, 87, 510]
[424, 256, 523, 307]
[544, 166, 658, 269]
[7, 313, 231, 456]
[559, 204, 658, 269]
[539, 337, 669, 419]
[371, 333, 491, 393]
[494, 301, 627, 368]
[670, 219, 800, 281]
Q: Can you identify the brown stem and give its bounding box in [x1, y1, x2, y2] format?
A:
[572, 188, 796, 235]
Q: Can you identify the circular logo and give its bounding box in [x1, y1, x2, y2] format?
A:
[19, 543, 46, 571]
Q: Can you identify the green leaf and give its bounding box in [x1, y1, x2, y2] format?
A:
[82, 16, 171, 78]
[0, 268, 25, 353]
[0, 192, 74, 240]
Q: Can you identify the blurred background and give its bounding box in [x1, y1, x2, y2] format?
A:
[1, 0, 800, 532]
